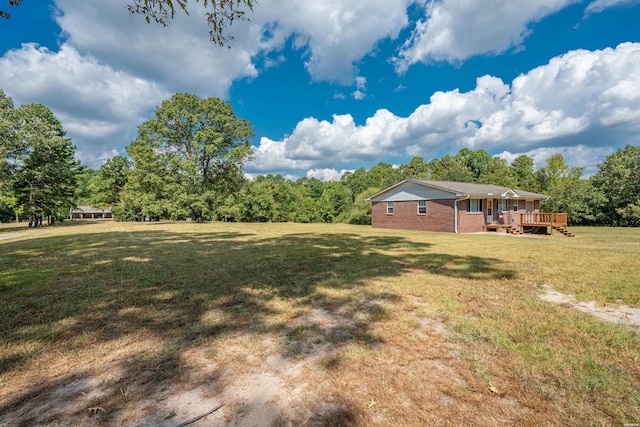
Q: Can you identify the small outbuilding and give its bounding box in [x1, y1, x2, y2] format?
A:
[367, 179, 570, 235]
[69, 206, 113, 220]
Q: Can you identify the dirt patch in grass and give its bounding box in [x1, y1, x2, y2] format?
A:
[540, 286, 640, 330]
[0, 232, 27, 241]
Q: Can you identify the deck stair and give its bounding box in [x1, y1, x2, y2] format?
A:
[553, 225, 575, 237]
[504, 224, 521, 235]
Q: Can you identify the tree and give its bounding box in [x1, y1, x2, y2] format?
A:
[535, 153, 569, 193]
[398, 156, 429, 180]
[0, 89, 17, 204]
[240, 179, 277, 222]
[428, 154, 474, 182]
[11, 104, 79, 226]
[536, 153, 606, 225]
[0, 0, 23, 20]
[347, 186, 380, 225]
[128, 0, 255, 47]
[89, 155, 131, 207]
[124, 92, 253, 221]
[593, 144, 640, 226]
[2, 1, 254, 47]
[511, 155, 536, 191]
[318, 181, 350, 223]
[122, 135, 170, 220]
[477, 157, 517, 187]
[542, 177, 607, 225]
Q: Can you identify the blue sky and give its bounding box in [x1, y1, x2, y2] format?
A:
[1, 0, 639, 180]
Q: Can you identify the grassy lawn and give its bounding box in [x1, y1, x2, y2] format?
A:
[1, 221, 639, 426]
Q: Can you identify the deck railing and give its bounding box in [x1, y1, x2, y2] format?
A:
[520, 212, 567, 227]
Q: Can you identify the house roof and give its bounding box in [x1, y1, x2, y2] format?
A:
[70, 206, 112, 214]
[366, 179, 549, 200]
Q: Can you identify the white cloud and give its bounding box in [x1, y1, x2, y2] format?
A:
[352, 76, 367, 99]
[352, 90, 366, 100]
[395, 0, 578, 71]
[248, 43, 640, 176]
[55, 0, 261, 96]
[306, 168, 352, 181]
[585, 0, 640, 13]
[0, 43, 170, 167]
[0, 0, 419, 167]
[253, 0, 416, 82]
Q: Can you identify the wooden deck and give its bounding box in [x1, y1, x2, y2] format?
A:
[486, 213, 574, 236]
[520, 213, 567, 227]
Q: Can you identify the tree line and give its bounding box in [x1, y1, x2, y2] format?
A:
[2, 89, 639, 226]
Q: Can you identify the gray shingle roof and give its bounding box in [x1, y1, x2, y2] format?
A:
[70, 206, 112, 214]
[367, 179, 549, 200]
[411, 180, 548, 198]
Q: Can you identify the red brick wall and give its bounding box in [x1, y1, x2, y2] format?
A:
[372, 199, 456, 233]
[458, 201, 486, 233]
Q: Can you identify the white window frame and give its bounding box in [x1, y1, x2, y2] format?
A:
[387, 201, 394, 215]
[498, 199, 508, 212]
[417, 200, 426, 215]
[468, 199, 483, 213]
[526, 200, 534, 213]
[513, 200, 519, 212]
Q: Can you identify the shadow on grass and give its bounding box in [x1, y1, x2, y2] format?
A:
[0, 226, 516, 425]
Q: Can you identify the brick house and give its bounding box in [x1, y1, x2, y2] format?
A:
[367, 179, 553, 234]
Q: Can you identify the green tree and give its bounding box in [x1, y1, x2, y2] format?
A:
[255, 175, 299, 222]
[511, 155, 536, 191]
[536, 154, 605, 225]
[240, 179, 277, 222]
[347, 186, 380, 225]
[341, 167, 372, 203]
[428, 154, 474, 182]
[542, 177, 607, 225]
[122, 136, 171, 221]
[124, 93, 253, 221]
[89, 155, 131, 207]
[454, 148, 492, 181]
[398, 156, 429, 179]
[11, 104, 79, 226]
[535, 153, 569, 193]
[593, 144, 640, 226]
[0, 89, 16, 205]
[318, 181, 350, 223]
[478, 157, 517, 187]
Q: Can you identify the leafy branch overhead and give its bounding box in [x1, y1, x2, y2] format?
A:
[0, 0, 24, 20]
[127, 0, 255, 47]
[0, 0, 254, 47]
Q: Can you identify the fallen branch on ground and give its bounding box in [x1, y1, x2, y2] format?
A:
[175, 404, 224, 427]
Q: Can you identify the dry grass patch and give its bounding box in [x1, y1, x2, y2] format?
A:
[0, 221, 639, 426]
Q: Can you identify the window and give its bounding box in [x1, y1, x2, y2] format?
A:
[387, 201, 394, 215]
[526, 200, 534, 213]
[498, 199, 508, 212]
[468, 199, 483, 213]
[513, 200, 518, 212]
[417, 200, 426, 214]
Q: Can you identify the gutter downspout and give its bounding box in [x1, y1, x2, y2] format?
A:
[454, 196, 468, 234]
